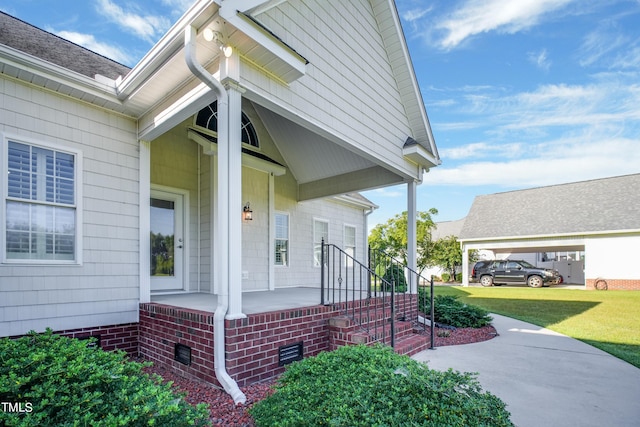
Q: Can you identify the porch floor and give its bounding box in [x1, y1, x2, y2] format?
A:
[150, 287, 323, 314]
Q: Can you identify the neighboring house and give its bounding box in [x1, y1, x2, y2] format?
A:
[459, 174, 640, 290]
[1, 1, 439, 403]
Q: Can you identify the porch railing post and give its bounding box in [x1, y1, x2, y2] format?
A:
[390, 279, 395, 349]
[320, 238, 325, 305]
[429, 275, 435, 350]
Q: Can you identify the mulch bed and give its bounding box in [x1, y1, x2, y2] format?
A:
[145, 324, 498, 426]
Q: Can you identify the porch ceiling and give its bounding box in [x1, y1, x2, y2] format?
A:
[254, 104, 410, 201]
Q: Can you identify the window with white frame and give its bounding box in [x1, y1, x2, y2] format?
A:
[4, 139, 79, 262]
[313, 219, 328, 267]
[344, 225, 356, 267]
[275, 213, 289, 266]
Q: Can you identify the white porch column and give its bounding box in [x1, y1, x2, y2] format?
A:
[407, 180, 417, 293]
[221, 49, 245, 319]
[268, 173, 275, 291]
[139, 140, 151, 303]
[461, 243, 470, 287]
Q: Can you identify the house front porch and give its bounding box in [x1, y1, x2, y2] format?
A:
[139, 287, 429, 388]
[150, 287, 322, 314]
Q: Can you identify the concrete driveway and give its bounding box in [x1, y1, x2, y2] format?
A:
[412, 314, 640, 427]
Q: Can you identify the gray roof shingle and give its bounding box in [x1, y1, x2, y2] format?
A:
[0, 11, 130, 80]
[459, 174, 640, 240]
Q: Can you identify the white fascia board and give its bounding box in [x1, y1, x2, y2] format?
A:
[218, 4, 306, 82]
[225, 0, 273, 12]
[403, 142, 439, 169]
[139, 81, 213, 141]
[382, 0, 440, 164]
[460, 228, 640, 244]
[0, 45, 121, 104]
[332, 194, 379, 210]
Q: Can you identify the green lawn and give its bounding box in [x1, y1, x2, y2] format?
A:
[434, 286, 640, 369]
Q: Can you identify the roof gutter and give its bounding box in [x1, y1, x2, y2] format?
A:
[185, 24, 247, 406]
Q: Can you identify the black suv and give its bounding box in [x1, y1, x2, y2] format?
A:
[470, 260, 561, 288]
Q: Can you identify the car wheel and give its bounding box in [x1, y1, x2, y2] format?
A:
[527, 275, 543, 288]
[480, 275, 493, 287]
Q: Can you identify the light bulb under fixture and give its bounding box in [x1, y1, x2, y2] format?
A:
[221, 45, 233, 58]
[202, 27, 215, 42]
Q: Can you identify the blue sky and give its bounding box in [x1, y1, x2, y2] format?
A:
[3, 0, 640, 228]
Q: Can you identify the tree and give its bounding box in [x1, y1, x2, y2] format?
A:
[368, 209, 438, 275]
[429, 235, 478, 281]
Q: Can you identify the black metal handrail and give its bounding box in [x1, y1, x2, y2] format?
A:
[320, 239, 397, 348]
[368, 246, 435, 345]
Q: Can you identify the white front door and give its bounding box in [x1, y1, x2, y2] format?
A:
[150, 188, 186, 291]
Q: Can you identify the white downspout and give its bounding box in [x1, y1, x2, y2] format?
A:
[185, 25, 246, 405]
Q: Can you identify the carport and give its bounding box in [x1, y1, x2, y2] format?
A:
[460, 238, 586, 286]
[458, 174, 640, 290]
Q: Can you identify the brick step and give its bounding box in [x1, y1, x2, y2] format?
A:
[329, 314, 413, 333]
[348, 320, 414, 345]
[393, 333, 430, 357]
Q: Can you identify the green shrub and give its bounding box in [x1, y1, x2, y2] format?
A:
[420, 294, 492, 328]
[0, 329, 210, 427]
[381, 265, 408, 292]
[455, 273, 463, 282]
[250, 345, 512, 427]
[441, 272, 451, 282]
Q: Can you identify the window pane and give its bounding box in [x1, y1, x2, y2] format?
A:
[8, 142, 34, 199]
[275, 240, 288, 266]
[275, 214, 288, 239]
[6, 192, 75, 260]
[344, 226, 356, 246]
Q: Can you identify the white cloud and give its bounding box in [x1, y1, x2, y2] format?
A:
[402, 7, 432, 23]
[441, 142, 525, 160]
[96, 0, 171, 44]
[433, 0, 575, 50]
[426, 137, 640, 188]
[55, 30, 134, 65]
[579, 26, 628, 67]
[528, 48, 551, 71]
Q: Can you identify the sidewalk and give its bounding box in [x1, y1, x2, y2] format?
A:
[412, 314, 640, 427]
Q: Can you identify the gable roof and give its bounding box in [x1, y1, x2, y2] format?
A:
[0, 11, 130, 80]
[459, 174, 640, 241]
[432, 218, 466, 240]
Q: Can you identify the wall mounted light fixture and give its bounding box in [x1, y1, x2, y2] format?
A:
[243, 202, 253, 221]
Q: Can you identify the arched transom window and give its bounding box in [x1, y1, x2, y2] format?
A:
[195, 101, 259, 148]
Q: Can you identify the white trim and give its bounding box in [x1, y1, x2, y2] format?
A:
[140, 141, 151, 302]
[187, 129, 286, 176]
[219, 4, 307, 83]
[459, 228, 640, 244]
[1, 132, 83, 265]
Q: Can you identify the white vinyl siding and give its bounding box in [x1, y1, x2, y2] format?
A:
[240, 0, 418, 178]
[275, 212, 289, 266]
[0, 80, 139, 337]
[313, 219, 328, 267]
[3, 138, 80, 263]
